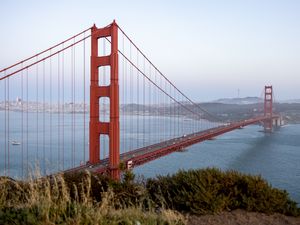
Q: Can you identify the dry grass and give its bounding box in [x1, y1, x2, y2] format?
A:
[0, 171, 185, 225]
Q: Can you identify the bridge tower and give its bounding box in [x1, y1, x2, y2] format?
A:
[264, 85, 273, 132]
[89, 21, 120, 180]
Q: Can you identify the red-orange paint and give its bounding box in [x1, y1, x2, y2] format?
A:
[89, 21, 120, 180]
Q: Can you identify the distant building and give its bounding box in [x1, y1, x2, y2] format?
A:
[16, 97, 22, 105]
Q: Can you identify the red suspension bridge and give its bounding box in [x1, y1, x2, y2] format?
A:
[0, 21, 281, 180]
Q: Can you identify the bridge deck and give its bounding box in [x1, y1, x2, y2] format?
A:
[65, 115, 279, 174]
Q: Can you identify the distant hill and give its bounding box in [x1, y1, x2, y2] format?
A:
[211, 97, 300, 105]
[212, 97, 263, 105]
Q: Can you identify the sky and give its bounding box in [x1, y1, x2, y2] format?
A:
[0, 0, 299, 101]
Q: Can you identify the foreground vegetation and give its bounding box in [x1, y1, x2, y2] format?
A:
[0, 168, 299, 224]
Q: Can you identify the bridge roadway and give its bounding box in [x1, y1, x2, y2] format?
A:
[65, 115, 279, 175]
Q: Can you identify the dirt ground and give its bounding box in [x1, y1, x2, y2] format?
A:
[187, 210, 300, 225]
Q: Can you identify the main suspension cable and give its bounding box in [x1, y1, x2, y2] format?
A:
[0, 35, 91, 81]
[0, 27, 92, 73]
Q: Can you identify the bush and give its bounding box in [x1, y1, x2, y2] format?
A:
[146, 168, 300, 216]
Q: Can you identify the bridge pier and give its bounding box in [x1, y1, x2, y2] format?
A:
[263, 118, 283, 133]
[273, 116, 284, 127]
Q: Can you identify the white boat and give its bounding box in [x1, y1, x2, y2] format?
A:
[11, 140, 21, 145]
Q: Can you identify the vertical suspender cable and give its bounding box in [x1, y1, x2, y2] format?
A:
[58, 53, 60, 169]
[148, 64, 151, 143]
[194, 103, 196, 132]
[83, 32, 86, 163]
[73, 40, 76, 166]
[136, 49, 139, 149]
[26, 68, 29, 177]
[177, 91, 179, 136]
[154, 69, 157, 142]
[73, 38, 76, 167]
[62, 44, 65, 170]
[196, 103, 199, 131]
[7, 75, 10, 176]
[172, 85, 174, 137]
[4, 72, 7, 175]
[169, 84, 172, 139]
[174, 88, 179, 137]
[130, 43, 132, 150]
[74, 41, 76, 165]
[173, 87, 175, 136]
[176, 89, 178, 137]
[179, 95, 182, 135]
[183, 96, 185, 134]
[71, 41, 74, 167]
[50, 50, 53, 166]
[164, 78, 167, 140]
[195, 104, 197, 131]
[153, 69, 155, 142]
[171, 85, 174, 137]
[199, 102, 201, 131]
[178, 91, 180, 136]
[160, 75, 163, 141]
[143, 57, 145, 147]
[173, 81, 175, 137]
[21, 64, 24, 178]
[43, 60, 46, 174]
[175, 90, 177, 136]
[124, 52, 127, 152]
[36, 57, 39, 160]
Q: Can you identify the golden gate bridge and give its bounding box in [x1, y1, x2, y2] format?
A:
[0, 21, 281, 180]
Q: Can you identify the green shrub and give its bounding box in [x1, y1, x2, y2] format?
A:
[146, 168, 300, 216]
